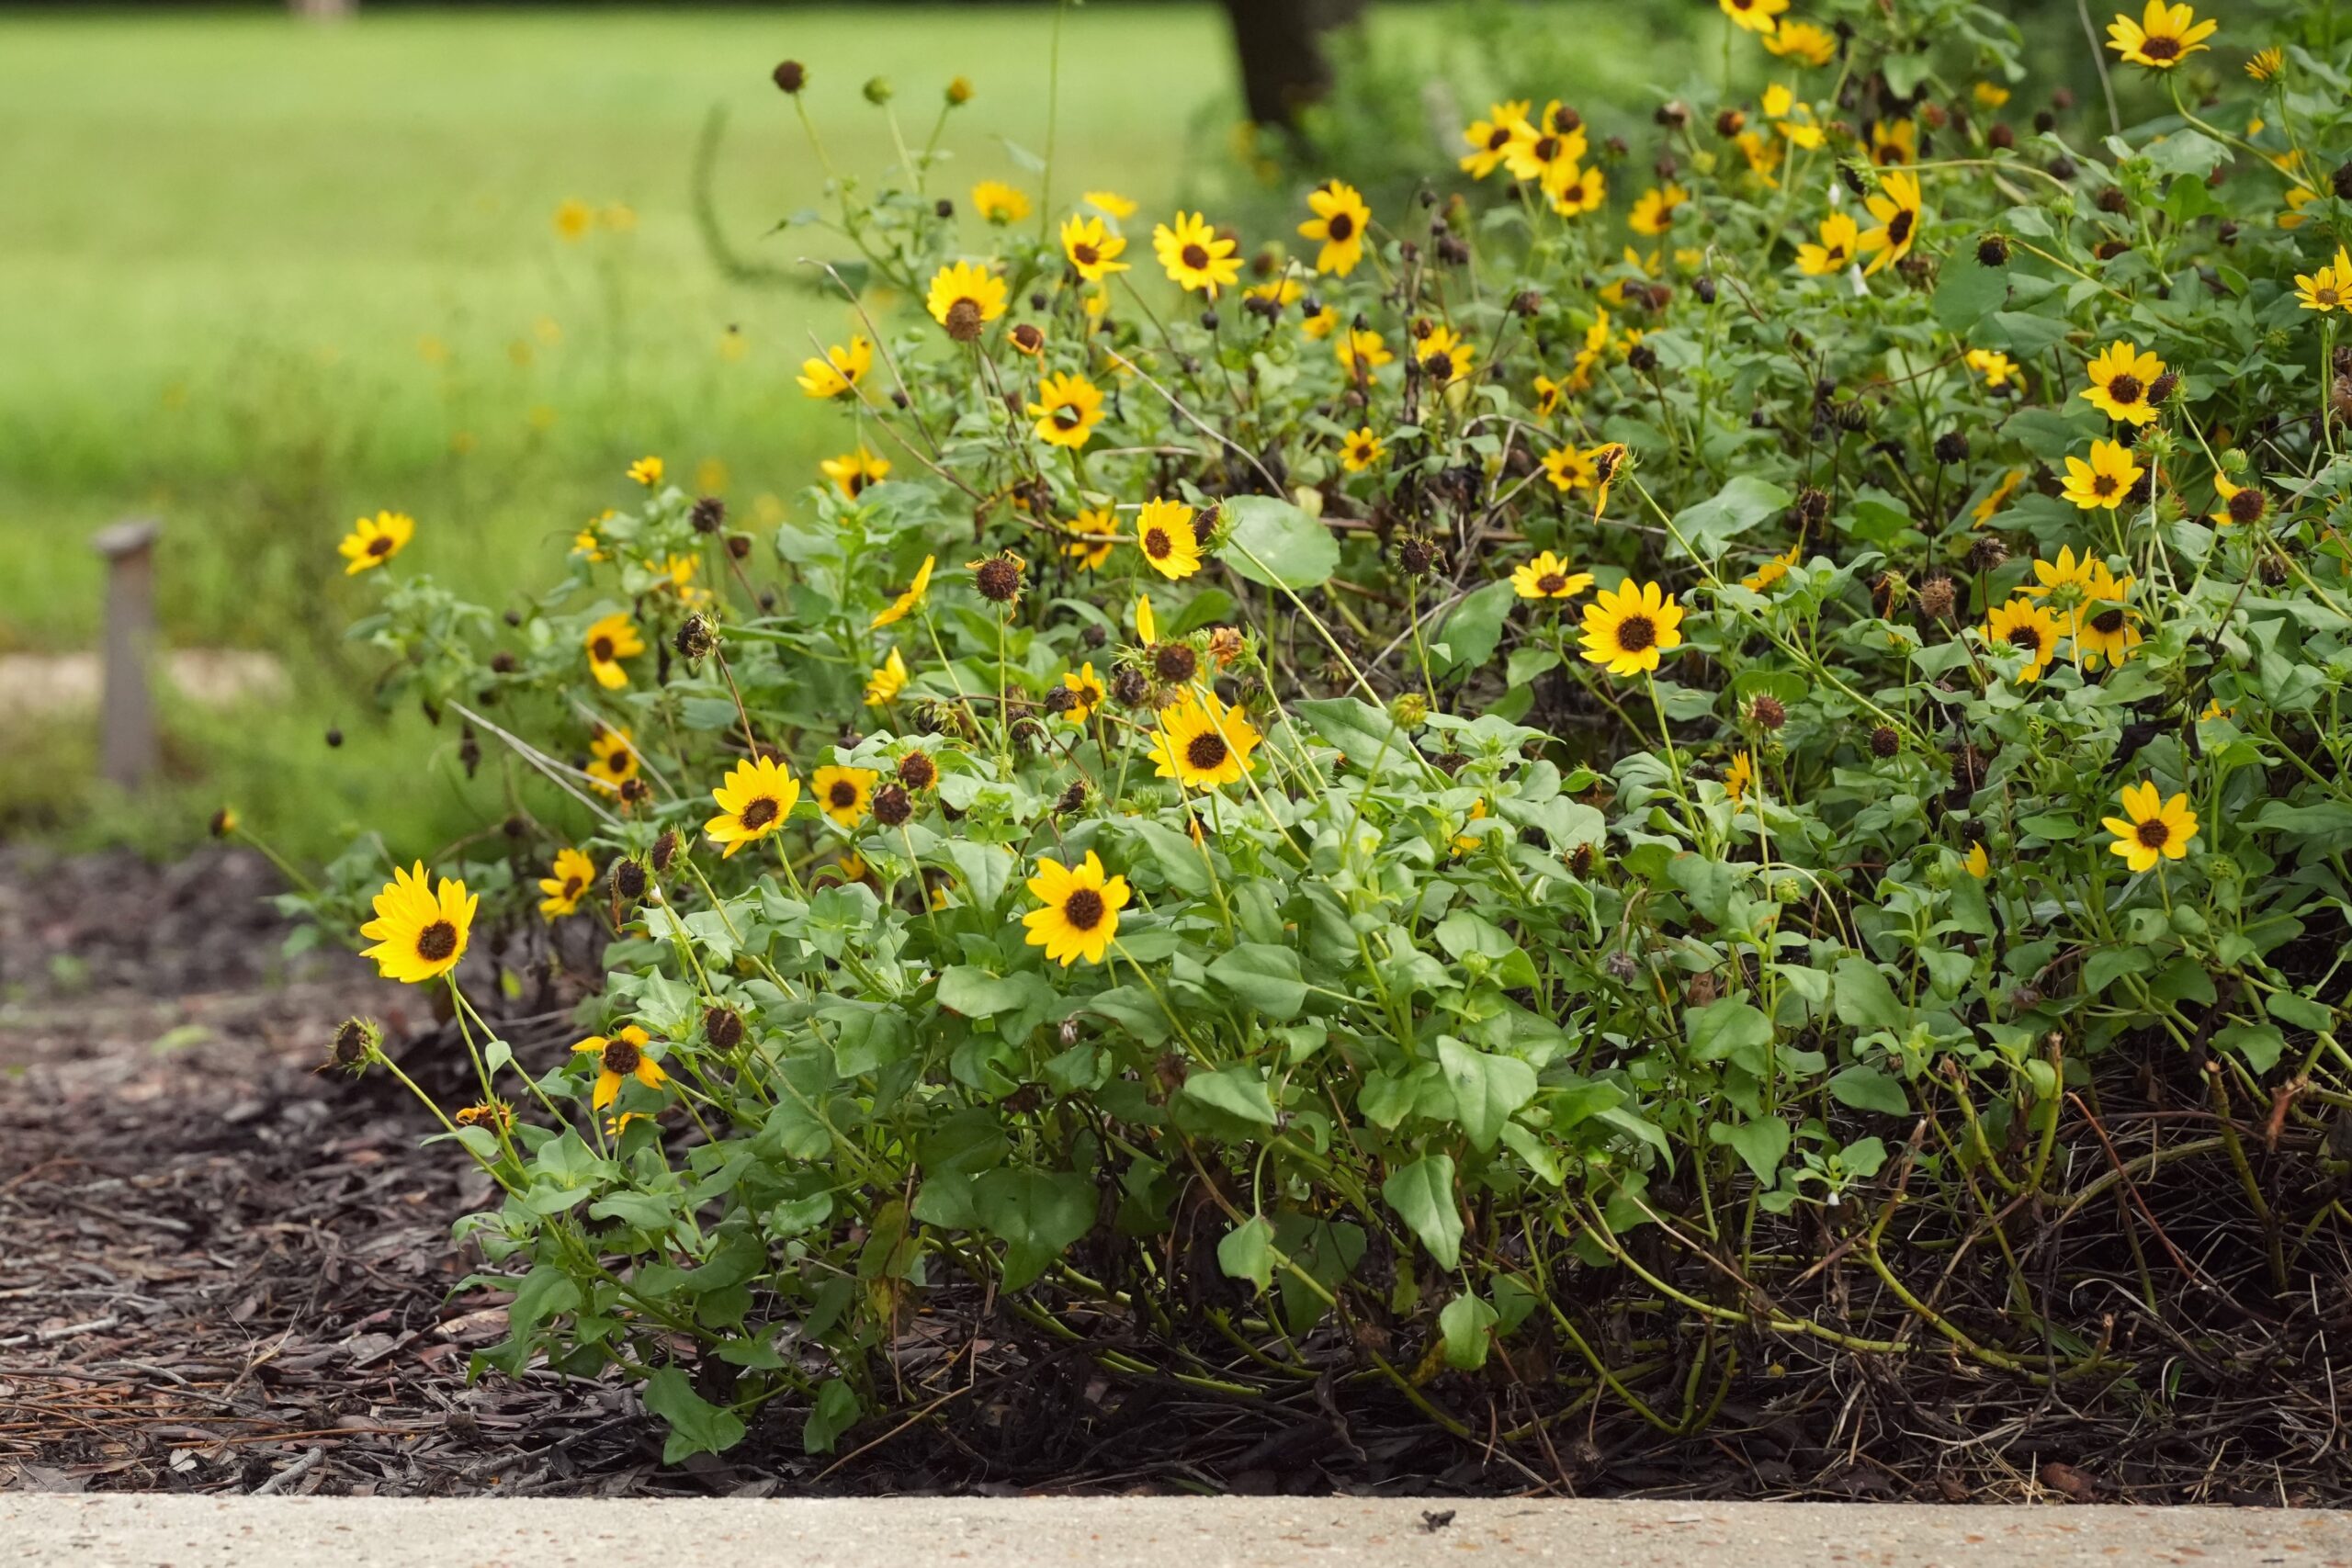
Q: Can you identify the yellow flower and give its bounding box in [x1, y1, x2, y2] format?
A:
[553, 198, 594, 241]
[1061, 661, 1106, 722]
[1868, 118, 1917, 167]
[1859, 170, 1923, 276]
[1796, 211, 1864, 275]
[1340, 427, 1386, 472]
[1532, 373, 1569, 418]
[820, 446, 891, 498]
[1416, 324, 1475, 386]
[357, 863, 477, 986]
[2081, 339, 2166, 425]
[1452, 799, 1490, 858]
[1135, 593, 1158, 646]
[572, 513, 611, 562]
[2062, 438, 2145, 511]
[2106, 0, 2217, 69]
[1736, 130, 1783, 187]
[338, 510, 414, 576]
[1337, 327, 1393, 376]
[704, 754, 801, 858]
[455, 1100, 514, 1134]
[865, 647, 910, 705]
[2073, 570, 2143, 670]
[2281, 183, 2320, 229]
[627, 456, 663, 487]
[1459, 99, 1532, 179]
[1963, 841, 1991, 878]
[1029, 371, 1105, 448]
[1152, 692, 1263, 790]
[1974, 80, 2013, 108]
[1548, 164, 1607, 216]
[2211, 470, 2268, 527]
[1059, 213, 1129, 282]
[1510, 550, 1594, 600]
[1764, 18, 1836, 63]
[1743, 545, 1801, 592]
[1153, 210, 1241, 296]
[1718, 0, 1788, 33]
[925, 261, 1009, 338]
[971, 180, 1030, 222]
[1301, 303, 1340, 338]
[1586, 442, 1630, 515]
[1083, 189, 1138, 219]
[1973, 468, 2026, 526]
[1021, 852, 1131, 967]
[1981, 597, 2062, 682]
[810, 764, 878, 829]
[1725, 750, 1756, 804]
[2023, 545, 2101, 606]
[1629, 185, 1689, 236]
[2103, 780, 2198, 872]
[2294, 249, 2352, 311]
[1299, 180, 1373, 276]
[872, 554, 937, 628]
[1134, 498, 1204, 580]
[797, 336, 873, 399]
[1579, 579, 1684, 676]
[2246, 46, 2283, 82]
[586, 725, 639, 795]
[1541, 445, 1598, 492]
[1503, 102, 1588, 187]
[582, 613, 645, 690]
[209, 807, 240, 839]
[571, 1025, 667, 1111]
[1967, 348, 2021, 388]
[537, 848, 597, 919]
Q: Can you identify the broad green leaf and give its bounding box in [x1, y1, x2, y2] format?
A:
[1216, 1213, 1277, 1293]
[1669, 476, 1792, 558]
[1182, 1063, 1280, 1126]
[1207, 942, 1308, 1021]
[1833, 956, 1906, 1032]
[1436, 1035, 1537, 1152]
[1439, 1291, 1500, 1371]
[644, 1367, 748, 1462]
[1383, 1154, 1464, 1270]
[1827, 1064, 1911, 1116]
[1221, 494, 1339, 589]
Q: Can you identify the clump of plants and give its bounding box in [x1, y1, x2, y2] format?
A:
[274, 0, 2352, 1490]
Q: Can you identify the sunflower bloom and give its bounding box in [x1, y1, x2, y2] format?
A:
[1580, 580, 1684, 676]
[1021, 852, 1131, 967]
[1299, 181, 1373, 276]
[2073, 570, 2143, 669]
[2061, 439, 2145, 511]
[1337, 327, 1393, 376]
[1795, 211, 1864, 275]
[1765, 19, 1837, 63]
[627, 456, 663, 487]
[872, 554, 937, 628]
[971, 180, 1030, 222]
[2104, 780, 2199, 872]
[1061, 662, 1106, 722]
[1725, 751, 1756, 804]
[1859, 170, 1924, 276]
[925, 261, 1009, 340]
[586, 725, 639, 794]
[1151, 692, 1263, 790]
[1718, 0, 1787, 32]
[1503, 103, 1589, 188]
[537, 848, 596, 919]
[2294, 250, 2351, 312]
[705, 755, 800, 857]
[1629, 185, 1690, 236]
[1510, 550, 1594, 601]
[1967, 349, 2021, 389]
[820, 446, 891, 499]
[1868, 118, 1917, 167]
[338, 510, 414, 576]
[1134, 498, 1204, 581]
[1416, 325, 1475, 386]
[1065, 508, 1116, 570]
[1459, 99, 1532, 178]
[1029, 372, 1105, 449]
[865, 647, 910, 706]
[1340, 427, 1386, 473]
[572, 1025, 667, 1111]
[2106, 0, 2217, 69]
[811, 764, 877, 829]
[2081, 340, 2166, 425]
[583, 614, 645, 690]
[1059, 213, 1129, 283]
[357, 863, 477, 986]
[1549, 164, 1607, 216]
[1982, 597, 2063, 682]
[2023, 545, 2102, 605]
[1153, 210, 1241, 297]
[797, 336, 873, 399]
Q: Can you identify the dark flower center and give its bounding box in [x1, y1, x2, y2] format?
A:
[944, 299, 983, 342]
[592, 637, 616, 662]
[415, 920, 458, 962]
[602, 1037, 641, 1074]
[1327, 212, 1355, 241]
[1186, 731, 1230, 771]
[1486, 126, 1511, 151]
[1053, 404, 1082, 429]
[2141, 36, 2179, 59]
[1061, 887, 1106, 931]
[1182, 243, 1210, 270]
[561, 876, 582, 898]
[2091, 608, 2126, 635]
[1534, 135, 1560, 162]
[2007, 626, 2042, 652]
[1615, 615, 1657, 653]
[1886, 209, 1915, 245]
[368, 535, 394, 556]
[1826, 243, 1847, 262]
[2137, 818, 2170, 848]
[829, 781, 858, 809]
[2227, 488, 2267, 524]
[1425, 352, 1454, 381]
[739, 796, 780, 830]
[2107, 373, 2143, 404]
[2092, 474, 2118, 497]
[1072, 242, 1099, 265]
[1537, 572, 1567, 594]
[1144, 527, 1171, 559]
[1593, 448, 1623, 482]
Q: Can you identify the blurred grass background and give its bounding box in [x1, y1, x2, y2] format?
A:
[0, 2, 1693, 863]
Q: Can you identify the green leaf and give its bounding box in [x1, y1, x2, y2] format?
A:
[643, 1367, 747, 1462]
[2215, 1021, 2286, 1074]
[1182, 1063, 1281, 1126]
[1717, 1116, 1791, 1183]
[1833, 956, 1906, 1032]
[1439, 1291, 1500, 1371]
[1684, 998, 1772, 1064]
[1827, 1064, 1911, 1116]
[1436, 1036, 1538, 1152]
[1220, 494, 1339, 590]
[1437, 580, 1516, 671]
[1669, 476, 1792, 558]
[1295, 696, 1411, 774]
[1206, 942, 1308, 1021]
[1932, 252, 2008, 334]
[973, 1168, 1097, 1291]
[1216, 1213, 1277, 1293]
[1383, 1154, 1464, 1270]
[801, 1376, 860, 1455]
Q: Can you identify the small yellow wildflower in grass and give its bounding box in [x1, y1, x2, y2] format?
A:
[971, 180, 1030, 222]
[1982, 597, 2063, 682]
[1065, 508, 1116, 570]
[2062, 438, 2146, 510]
[2104, 780, 2199, 872]
[1868, 118, 1917, 167]
[1796, 211, 1864, 275]
[1340, 427, 1386, 472]
[1860, 170, 1924, 275]
[925, 261, 1008, 340]
[1967, 348, 2021, 388]
[1059, 213, 1129, 282]
[705, 755, 800, 858]
[1152, 692, 1263, 789]
[2107, 0, 2217, 69]
[1541, 445, 1597, 491]
[2246, 46, 2283, 81]
[1082, 189, 1137, 219]
[2294, 247, 2352, 311]
[1299, 180, 1372, 276]
[1153, 210, 1241, 296]
[1504, 103, 1587, 188]
[820, 446, 891, 499]
[553, 198, 594, 241]
[871, 554, 936, 628]
[1416, 324, 1475, 385]
[1629, 184, 1689, 236]
[537, 848, 596, 919]
[1021, 852, 1130, 967]
[1549, 164, 1607, 216]
[1744, 545, 1801, 592]
[1765, 19, 1837, 63]
[627, 456, 663, 487]
[583, 614, 644, 690]
[2081, 340, 2166, 424]
[1973, 468, 2026, 525]
[1580, 580, 1684, 676]
[1974, 80, 2013, 108]
[1061, 662, 1106, 722]
[358, 863, 477, 986]
[1964, 842, 1991, 878]
[1510, 550, 1594, 600]
[1725, 751, 1755, 804]
[797, 336, 873, 399]
[2211, 471, 2269, 526]
[572, 1026, 667, 1111]
[864, 648, 910, 706]
[586, 725, 638, 795]
[1459, 99, 1532, 178]
[338, 510, 413, 576]
[1718, 0, 1788, 34]
[811, 765, 878, 829]
[1029, 371, 1105, 448]
[1337, 327, 1393, 375]
[1134, 498, 1204, 581]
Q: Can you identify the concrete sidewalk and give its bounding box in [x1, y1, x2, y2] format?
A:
[5, 1495, 2347, 1566]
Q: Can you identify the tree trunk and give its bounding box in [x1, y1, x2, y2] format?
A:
[1216, 0, 1370, 130]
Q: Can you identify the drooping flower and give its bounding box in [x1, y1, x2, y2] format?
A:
[1982, 597, 2063, 682]
[1029, 371, 1105, 448]
[572, 1025, 667, 1111]
[1153, 210, 1241, 296]
[2104, 780, 2199, 872]
[1021, 852, 1131, 966]
[811, 764, 878, 829]
[1510, 550, 1594, 601]
[820, 446, 891, 498]
[1459, 100, 1532, 179]
[971, 180, 1030, 222]
[1579, 580, 1684, 676]
[924, 261, 1008, 340]
[1298, 181, 1373, 276]
[1151, 692, 1263, 790]
[797, 336, 873, 399]
[872, 554, 937, 628]
[704, 755, 801, 857]
[2073, 570, 2143, 669]
[1340, 427, 1386, 472]
[1796, 211, 1863, 275]
[2061, 439, 2146, 511]
[338, 510, 414, 576]
[2081, 339, 2167, 425]
[1059, 213, 1129, 283]
[357, 863, 477, 986]
[583, 614, 645, 690]
[2211, 470, 2268, 527]
[1134, 498, 1204, 581]
[537, 848, 597, 919]
[1859, 170, 1923, 276]
[2106, 0, 2217, 69]
[1061, 662, 1106, 722]
[865, 647, 910, 706]
[1725, 751, 1756, 804]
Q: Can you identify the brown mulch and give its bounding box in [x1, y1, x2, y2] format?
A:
[3, 848, 2347, 1504]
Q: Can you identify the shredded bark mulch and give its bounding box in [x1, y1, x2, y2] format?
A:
[3, 848, 2346, 1504]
